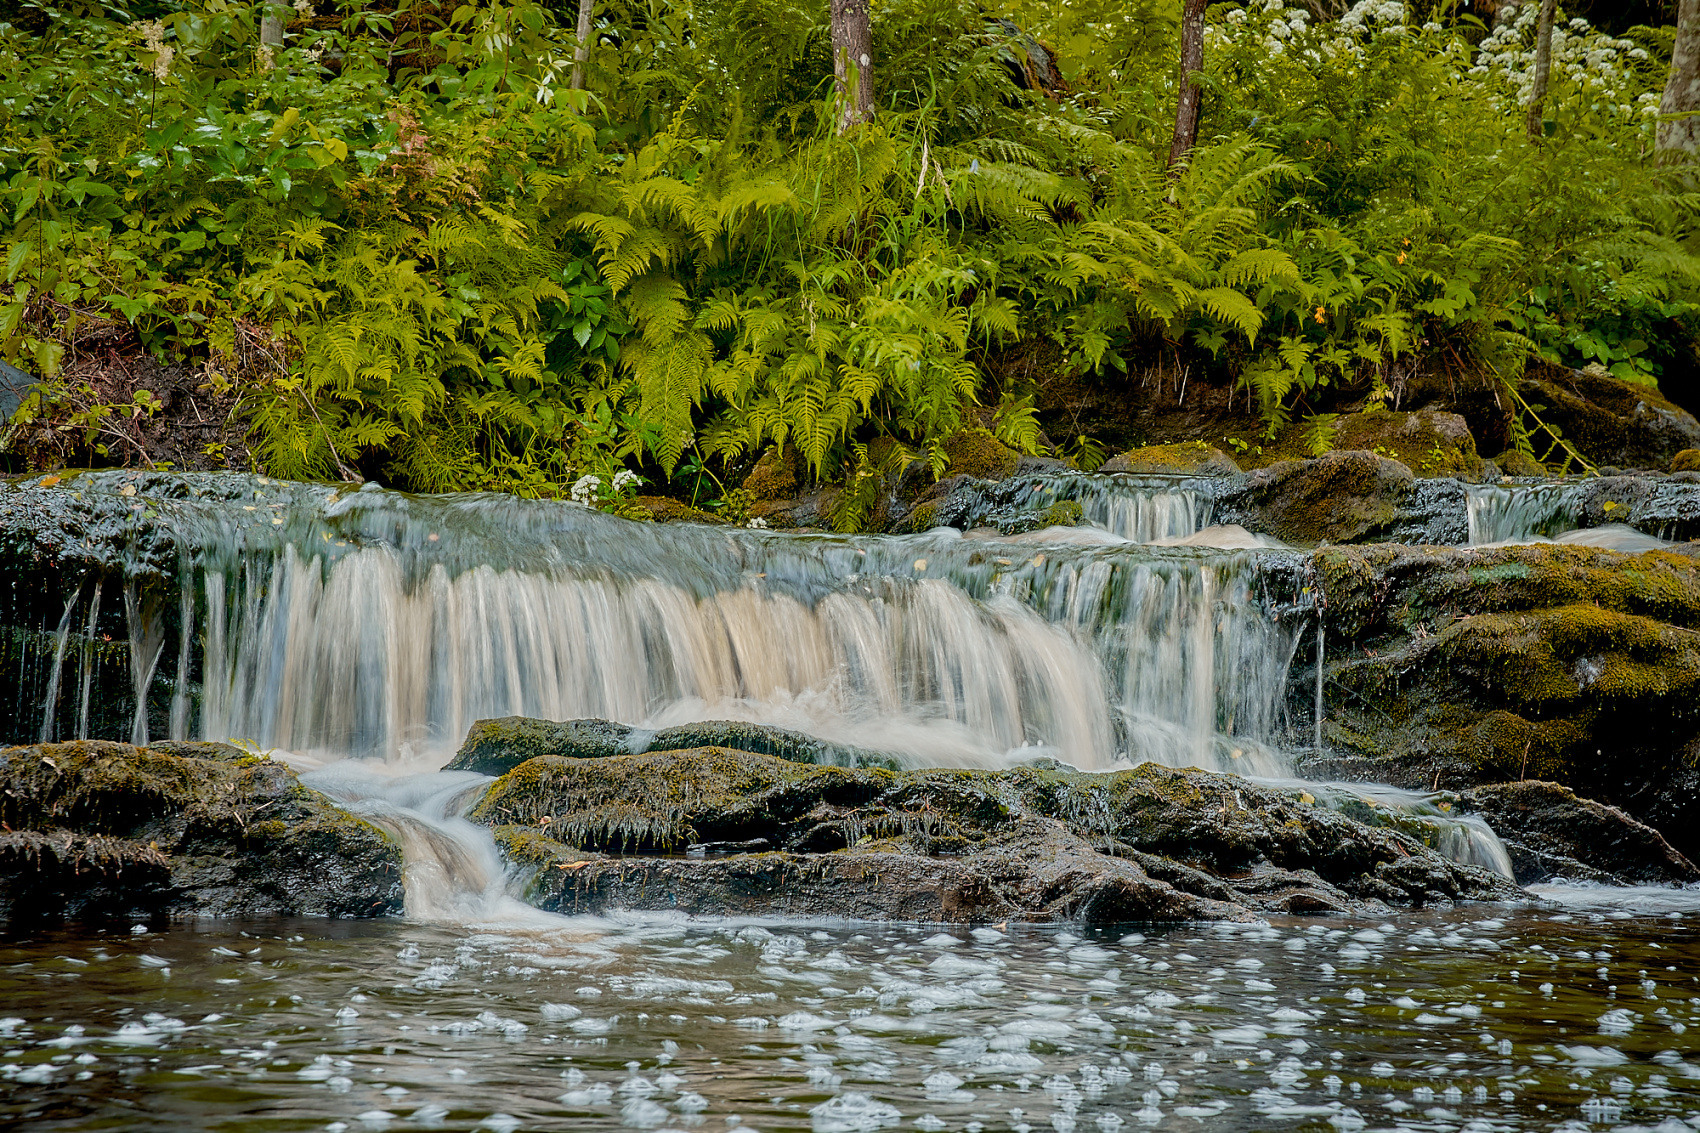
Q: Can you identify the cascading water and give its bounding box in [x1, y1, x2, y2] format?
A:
[1465, 481, 1587, 544]
[954, 471, 1221, 543]
[8, 472, 1518, 922]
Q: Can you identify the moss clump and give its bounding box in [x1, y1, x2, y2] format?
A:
[1036, 499, 1084, 528]
[940, 430, 1022, 481]
[1673, 449, 1700, 473]
[742, 445, 804, 501]
[632, 495, 725, 524]
[1101, 441, 1241, 477]
[1494, 449, 1548, 477]
[1330, 409, 1483, 478]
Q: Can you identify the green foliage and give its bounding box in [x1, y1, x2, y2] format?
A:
[0, 0, 1695, 501]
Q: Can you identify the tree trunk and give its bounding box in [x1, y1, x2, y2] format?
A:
[1167, 0, 1208, 170]
[1659, 0, 1700, 159]
[1524, 0, 1555, 141]
[260, 4, 286, 49]
[571, 0, 595, 91]
[830, 0, 874, 131]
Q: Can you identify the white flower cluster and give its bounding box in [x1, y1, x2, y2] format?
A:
[570, 474, 601, 504]
[137, 20, 174, 81]
[610, 469, 640, 492]
[293, 0, 314, 17]
[1472, 3, 1657, 121]
[745, 516, 769, 529]
[1207, 0, 1406, 65]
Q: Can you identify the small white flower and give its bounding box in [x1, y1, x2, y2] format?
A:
[294, 0, 314, 17]
[570, 474, 602, 504]
[611, 469, 640, 491]
[745, 517, 769, 529]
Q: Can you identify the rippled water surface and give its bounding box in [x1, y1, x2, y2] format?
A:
[4, 897, 1699, 1132]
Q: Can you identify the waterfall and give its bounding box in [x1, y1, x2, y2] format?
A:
[194, 525, 1303, 775]
[12, 476, 1302, 776]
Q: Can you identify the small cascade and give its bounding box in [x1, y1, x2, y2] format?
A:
[1271, 779, 1516, 879]
[38, 583, 83, 744]
[956, 471, 1219, 543]
[298, 759, 554, 925]
[76, 578, 103, 741]
[1466, 481, 1587, 544]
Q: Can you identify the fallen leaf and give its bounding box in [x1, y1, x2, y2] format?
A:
[556, 860, 592, 871]
[38, 475, 60, 487]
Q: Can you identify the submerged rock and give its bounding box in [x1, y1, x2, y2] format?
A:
[471, 749, 1519, 924]
[1301, 542, 1700, 859]
[0, 740, 403, 925]
[1447, 780, 1700, 887]
[446, 716, 904, 777]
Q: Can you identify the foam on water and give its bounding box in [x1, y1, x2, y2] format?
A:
[3, 906, 1695, 1132]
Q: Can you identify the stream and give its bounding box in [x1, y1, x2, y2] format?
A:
[3, 471, 1699, 1129]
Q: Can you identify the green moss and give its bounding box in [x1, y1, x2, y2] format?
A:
[1101, 441, 1241, 476]
[1037, 499, 1084, 527]
[742, 445, 803, 501]
[1673, 449, 1700, 474]
[940, 431, 1022, 481]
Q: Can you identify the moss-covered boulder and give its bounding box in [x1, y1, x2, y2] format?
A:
[1299, 542, 1700, 859]
[1448, 780, 1699, 887]
[469, 749, 1517, 924]
[1517, 366, 1700, 470]
[1100, 441, 1241, 477]
[1673, 449, 1700, 474]
[0, 740, 403, 925]
[1217, 450, 1416, 545]
[1327, 409, 1485, 479]
[939, 430, 1022, 481]
[742, 445, 805, 501]
[445, 715, 903, 777]
[1492, 449, 1547, 477]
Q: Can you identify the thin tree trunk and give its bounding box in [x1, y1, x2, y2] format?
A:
[830, 0, 874, 131]
[260, 4, 286, 49]
[571, 0, 595, 91]
[1659, 0, 1700, 159]
[1524, 0, 1556, 141]
[1167, 0, 1208, 170]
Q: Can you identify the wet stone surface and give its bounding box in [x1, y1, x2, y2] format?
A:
[2, 900, 1699, 1132]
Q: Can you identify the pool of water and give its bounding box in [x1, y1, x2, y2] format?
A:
[4, 894, 1699, 1132]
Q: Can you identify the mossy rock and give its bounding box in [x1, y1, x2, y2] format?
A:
[1301, 542, 1700, 860]
[1518, 365, 1700, 469]
[742, 445, 804, 501]
[940, 430, 1022, 481]
[446, 715, 905, 777]
[1493, 449, 1547, 477]
[1219, 450, 1415, 546]
[468, 749, 1518, 923]
[0, 740, 403, 924]
[1100, 441, 1241, 477]
[1328, 409, 1484, 479]
[632, 495, 725, 524]
[1672, 448, 1700, 474]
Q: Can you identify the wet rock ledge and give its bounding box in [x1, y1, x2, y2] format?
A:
[464, 736, 1521, 924]
[0, 741, 403, 925]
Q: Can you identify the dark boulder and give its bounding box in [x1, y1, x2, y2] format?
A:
[1448, 780, 1700, 887]
[0, 740, 403, 925]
